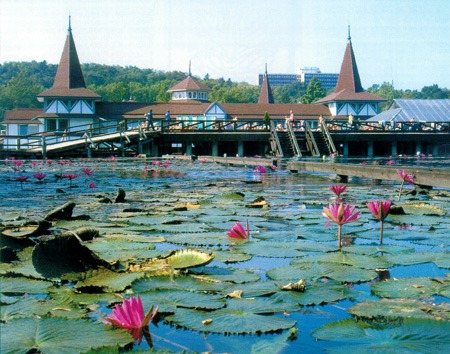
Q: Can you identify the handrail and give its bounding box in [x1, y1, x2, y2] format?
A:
[269, 121, 283, 157]
[320, 121, 337, 154]
[304, 121, 320, 156]
[286, 121, 302, 157]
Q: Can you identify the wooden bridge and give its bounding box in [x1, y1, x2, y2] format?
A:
[1, 119, 448, 159]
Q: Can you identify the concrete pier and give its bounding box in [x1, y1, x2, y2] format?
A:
[287, 161, 450, 189]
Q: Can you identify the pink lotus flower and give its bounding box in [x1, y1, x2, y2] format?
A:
[227, 221, 250, 239]
[105, 295, 158, 343]
[329, 184, 347, 197]
[322, 203, 360, 249]
[46, 160, 53, 166]
[367, 200, 392, 244]
[15, 175, 29, 190]
[253, 165, 266, 173]
[396, 169, 415, 201]
[396, 169, 415, 185]
[200, 158, 207, 163]
[33, 172, 47, 182]
[81, 168, 94, 182]
[162, 161, 170, 168]
[89, 182, 97, 189]
[151, 161, 160, 166]
[386, 160, 395, 165]
[30, 161, 38, 168]
[13, 160, 24, 167]
[270, 165, 277, 171]
[63, 173, 78, 187]
[58, 160, 65, 166]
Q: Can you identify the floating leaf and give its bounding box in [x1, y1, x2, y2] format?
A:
[0, 276, 54, 295]
[188, 266, 260, 283]
[165, 249, 214, 269]
[349, 299, 450, 321]
[312, 318, 450, 353]
[271, 280, 356, 306]
[74, 268, 145, 292]
[291, 252, 393, 270]
[0, 317, 133, 353]
[138, 289, 226, 313]
[167, 299, 297, 334]
[371, 277, 449, 299]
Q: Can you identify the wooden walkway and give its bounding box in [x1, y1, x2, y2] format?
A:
[287, 161, 450, 189]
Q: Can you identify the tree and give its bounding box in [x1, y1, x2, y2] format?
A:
[263, 111, 270, 128]
[300, 77, 326, 104]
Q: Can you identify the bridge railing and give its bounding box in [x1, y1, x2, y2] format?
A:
[324, 120, 449, 133]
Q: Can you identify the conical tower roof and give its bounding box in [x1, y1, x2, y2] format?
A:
[37, 17, 100, 100]
[316, 27, 383, 104]
[258, 64, 274, 104]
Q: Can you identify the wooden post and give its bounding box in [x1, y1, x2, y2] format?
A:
[41, 136, 47, 160]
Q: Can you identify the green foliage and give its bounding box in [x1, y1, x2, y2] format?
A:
[300, 76, 326, 104]
[1, 61, 449, 121]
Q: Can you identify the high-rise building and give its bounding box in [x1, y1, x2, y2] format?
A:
[257, 67, 338, 89]
[299, 67, 339, 90]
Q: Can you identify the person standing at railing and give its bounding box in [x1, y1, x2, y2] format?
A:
[164, 110, 171, 131]
[146, 110, 155, 131]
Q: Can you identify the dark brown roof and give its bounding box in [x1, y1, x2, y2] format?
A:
[316, 38, 384, 104]
[95, 101, 330, 121]
[167, 76, 212, 92]
[37, 24, 100, 100]
[3, 109, 44, 124]
[222, 103, 331, 120]
[258, 73, 274, 104]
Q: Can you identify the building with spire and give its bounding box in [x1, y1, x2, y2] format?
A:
[36, 17, 102, 132]
[315, 26, 385, 120]
[258, 64, 274, 104]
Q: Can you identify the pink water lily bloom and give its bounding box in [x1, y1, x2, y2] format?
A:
[81, 167, 94, 177]
[322, 203, 360, 249]
[396, 169, 415, 185]
[105, 295, 158, 344]
[367, 200, 392, 222]
[396, 169, 415, 201]
[367, 200, 392, 244]
[33, 172, 47, 181]
[329, 185, 347, 197]
[227, 221, 250, 239]
[89, 182, 97, 189]
[253, 165, 267, 173]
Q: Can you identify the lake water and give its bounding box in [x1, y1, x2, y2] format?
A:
[1, 156, 449, 353]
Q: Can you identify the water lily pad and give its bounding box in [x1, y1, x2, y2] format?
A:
[349, 299, 450, 321]
[1, 296, 88, 321]
[167, 299, 297, 334]
[384, 252, 450, 268]
[188, 266, 260, 283]
[267, 263, 378, 283]
[222, 281, 280, 298]
[343, 244, 414, 255]
[131, 275, 224, 293]
[213, 249, 252, 263]
[0, 276, 54, 295]
[0, 317, 133, 353]
[371, 277, 449, 299]
[138, 289, 226, 313]
[401, 202, 446, 216]
[75, 268, 145, 292]
[291, 252, 393, 270]
[85, 237, 158, 263]
[271, 280, 357, 306]
[311, 318, 450, 353]
[165, 249, 214, 269]
[235, 241, 310, 258]
[167, 232, 231, 247]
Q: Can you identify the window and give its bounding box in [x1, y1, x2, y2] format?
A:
[19, 125, 28, 136]
[47, 119, 57, 131]
[59, 119, 69, 131]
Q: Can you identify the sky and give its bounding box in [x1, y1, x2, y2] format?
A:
[1, 0, 449, 90]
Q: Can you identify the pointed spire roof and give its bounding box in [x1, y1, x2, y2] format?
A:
[37, 17, 100, 100]
[258, 64, 274, 104]
[316, 27, 384, 104]
[167, 63, 211, 93]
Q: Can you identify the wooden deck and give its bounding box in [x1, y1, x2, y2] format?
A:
[287, 161, 450, 189]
